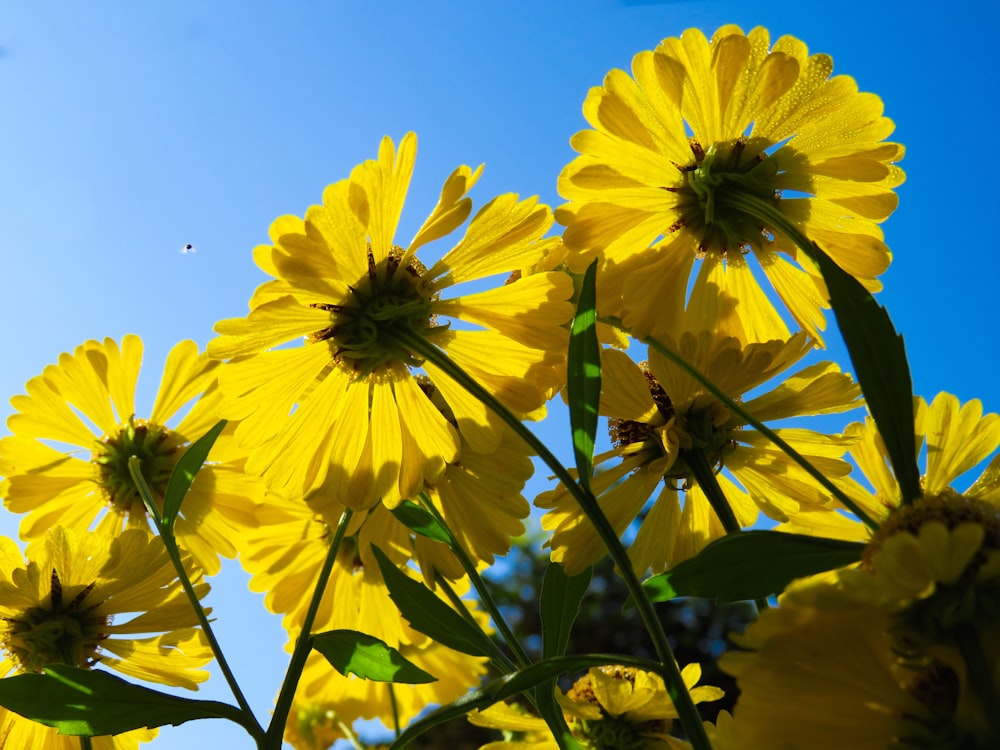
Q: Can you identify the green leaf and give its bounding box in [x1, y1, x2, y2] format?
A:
[568, 260, 601, 493]
[371, 545, 492, 657]
[640, 531, 864, 603]
[807, 244, 921, 506]
[313, 630, 436, 684]
[537, 564, 592, 750]
[389, 654, 658, 749]
[0, 665, 247, 737]
[391, 498, 453, 544]
[540, 563, 591, 659]
[162, 419, 227, 531]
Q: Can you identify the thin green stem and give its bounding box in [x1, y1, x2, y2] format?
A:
[265, 507, 354, 748]
[436, 574, 520, 675]
[685, 448, 739, 532]
[686, 449, 768, 611]
[416, 492, 532, 669]
[627, 332, 880, 532]
[389, 684, 401, 738]
[79, 736, 93, 750]
[384, 326, 713, 750]
[128, 458, 265, 743]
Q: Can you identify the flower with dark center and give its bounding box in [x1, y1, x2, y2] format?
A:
[537, 330, 860, 575]
[557, 25, 904, 345]
[210, 132, 573, 510]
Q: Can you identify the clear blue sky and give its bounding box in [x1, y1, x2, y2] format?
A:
[2, 2, 998, 748]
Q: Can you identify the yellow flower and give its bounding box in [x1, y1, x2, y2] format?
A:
[209, 132, 573, 509]
[558, 25, 904, 344]
[784, 392, 1000, 544]
[0, 336, 263, 575]
[470, 663, 721, 749]
[282, 695, 349, 750]
[721, 596, 963, 750]
[537, 330, 859, 574]
[0, 527, 213, 748]
[0, 527, 211, 688]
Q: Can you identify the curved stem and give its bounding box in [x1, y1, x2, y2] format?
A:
[383, 327, 713, 750]
[628, 332, 880, 532]
[417, 492, 532, 669]
[128, 458, 265, 743]
[265, 507, 354, 748]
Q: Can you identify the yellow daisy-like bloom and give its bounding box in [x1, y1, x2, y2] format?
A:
[537, 330, 859, 574]
[0, 527, 211, 688]
[784, 392, 1000, 542]
[209, 132, 572, 509]
[0, 527, 212, 749]
[721, 594, 965, 750]
[557, 25, 904, 344]
[0, 336, 263, 575]
[469, 663, 721, 749]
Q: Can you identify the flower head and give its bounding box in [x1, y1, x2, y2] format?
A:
[558, 25, 904, 343]
[470, 663, 721, 749]
[537, 330, 859, 574]
[0, 335, 263, 575]
[721, 594, 969, 750]
[209, 132, 572, 509]
[0, 527, 211, 688]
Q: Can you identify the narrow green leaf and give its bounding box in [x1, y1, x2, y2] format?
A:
[162, 419, 227, 531]
[568, 260, 601, 493]
[0, 665, 247, 737]
[389, 654, 659, 749]
[540, 563, 591, 659]
[372, 545, 492, 657]
[807, 245, 920, 506]
[537, 564, 592, 750]
[313, 629, 436, 684]
[391, 499, 453, 544]
[640, 531, 864, 603]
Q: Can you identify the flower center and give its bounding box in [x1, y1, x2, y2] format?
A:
[608, 365, 735, 483]
[91, 416, 178, 514]
[564, 668, 669, 750]
[309, 245, 441, 377]
[2, 569, 110, 672]
[669, 136, 780, 257]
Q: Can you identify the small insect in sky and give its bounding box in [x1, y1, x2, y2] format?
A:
[180, 243, 197, 254]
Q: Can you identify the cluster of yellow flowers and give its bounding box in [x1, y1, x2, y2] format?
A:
[0, 23, 996, 750]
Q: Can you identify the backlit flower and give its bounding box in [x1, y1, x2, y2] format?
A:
[558, 25, 904, 344]
[0, 527, 213, 748]
[0, 336, 262, 575]
[209, 132, 572, 509]
[537, 330, 859, 574]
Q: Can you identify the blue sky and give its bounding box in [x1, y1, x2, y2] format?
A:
[2, 2, 998, 748]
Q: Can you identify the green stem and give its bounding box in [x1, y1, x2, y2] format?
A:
[685, 448, 739, 533]
[686, 449, 768, 611]
[265, 507, 354, 748]
[383, 327, 713, 750]
[79, 736, 93, 750]
[416, 492, 532, 669]
[389, 684, 401, 738]
[629, 332, 880, 532]
[435, 574, 521, 675]
[128, 458, 265, 744]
